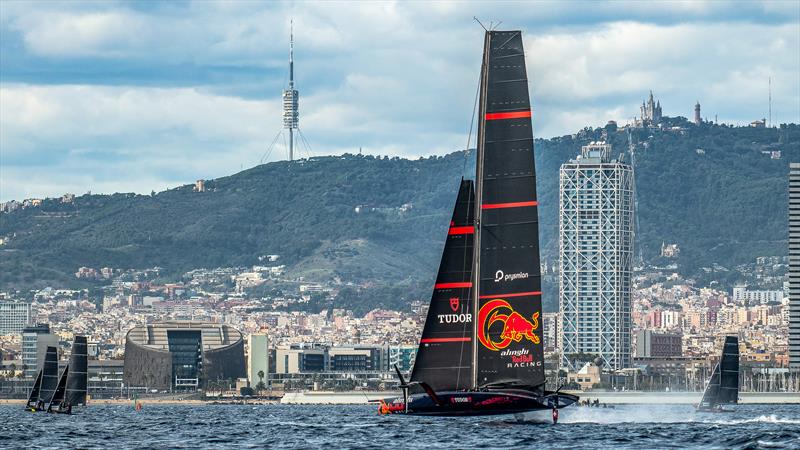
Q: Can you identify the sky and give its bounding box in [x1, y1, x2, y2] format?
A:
[1, 0, 799, 202]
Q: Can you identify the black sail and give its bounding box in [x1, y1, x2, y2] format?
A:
[718, 336, 739, 404]
[25, 370, 43, 409]
[473, 30, 545, 388]
[47, 365, 69, 412]
[699, 363, 721, 409]
[66, 335, 88, 406]
[39, 346, 60, 406]
[411, 179, 475, 391]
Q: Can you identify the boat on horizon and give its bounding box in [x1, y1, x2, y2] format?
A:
[696, 335, 739, 413]
[378, 29, 578, 419]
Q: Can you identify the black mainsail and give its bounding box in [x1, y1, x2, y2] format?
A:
[38, 346, 60, 409]
[25, 369, 43, 410]
[474, 30, 544, 389]
[65, 335, 88, 406]
[410, 179, 475, 391]
[698, 335, 739, 410]
[47, 365, 70, 413]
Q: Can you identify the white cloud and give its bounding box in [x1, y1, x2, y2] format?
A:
[0, 1, 798, 201]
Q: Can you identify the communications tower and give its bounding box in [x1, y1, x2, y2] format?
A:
[283, 21, 299, 161]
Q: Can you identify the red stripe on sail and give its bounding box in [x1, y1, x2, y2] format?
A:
[434, 282, 472, 289]
[448, 226, 474, 235]
[481, 201, 538, 210]
[420, 337, 471, 343]
[485, 110, 532, 120]
[479, 291, 542, 299]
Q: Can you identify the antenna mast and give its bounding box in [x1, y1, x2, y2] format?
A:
[283, 19, 299, 161]
[768, 76, 772, 128]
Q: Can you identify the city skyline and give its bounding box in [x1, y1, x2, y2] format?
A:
[1, 1, 799, 201]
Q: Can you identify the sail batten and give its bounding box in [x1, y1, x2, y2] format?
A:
[474, 30, 544, 389]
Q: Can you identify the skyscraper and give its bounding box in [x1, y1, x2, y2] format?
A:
[790, 163, 800, 369]
[22, 324, 58, 378]
[0, 301, 30, 334]
[559, 142, 634, 370]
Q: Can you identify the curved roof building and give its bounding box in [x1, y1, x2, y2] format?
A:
[123, 321, 245, 390]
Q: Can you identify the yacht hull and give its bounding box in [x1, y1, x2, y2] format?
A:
[379, 390, 578, 416]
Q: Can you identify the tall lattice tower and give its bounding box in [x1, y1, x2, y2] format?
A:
[282, 21, 299, 161]
[559, 142, 634, 371]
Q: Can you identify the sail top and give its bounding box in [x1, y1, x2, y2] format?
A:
[474, 30, 544, 389]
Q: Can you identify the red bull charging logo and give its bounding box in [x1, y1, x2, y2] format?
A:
[477, 299, 540, 351]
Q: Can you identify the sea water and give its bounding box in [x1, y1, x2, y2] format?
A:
[2, 403, 799, 448]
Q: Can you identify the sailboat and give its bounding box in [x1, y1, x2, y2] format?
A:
[47, 335, 89, 414]
[697, 335, 739, 412]
[378, 29, 579, 417]
[47, 364, 71, 414]
[65, 335, 89, 408]
[24, 345, 59, 412]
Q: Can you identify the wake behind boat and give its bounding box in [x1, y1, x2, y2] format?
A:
[379, 29, 578, 419]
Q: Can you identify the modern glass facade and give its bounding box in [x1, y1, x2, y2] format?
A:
[167, 330, 202, 387]
[0, 301, 30, 334]
[790, 163, 800, 370]
[559, 142, 633, 370]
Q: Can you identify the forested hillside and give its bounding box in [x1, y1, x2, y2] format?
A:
[2, 119, 797, 311]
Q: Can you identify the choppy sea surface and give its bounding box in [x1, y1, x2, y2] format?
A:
[2, 403, 799, 449]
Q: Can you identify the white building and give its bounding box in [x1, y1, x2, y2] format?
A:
[790, 163, 800, 369]
[559, 142, 634, 370]
[22, 324, 58, 378]
[0, 301, 30, 334]
[732, 287, 785, 304]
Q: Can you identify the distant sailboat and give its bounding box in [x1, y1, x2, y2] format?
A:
[697, 335, 739, 412]
[379, 29, 578, 419]
[47, 364, 71, 414]
[25, 346, 58, 412]
[24, 369, 43, 412]
[65, 335, 89, 407]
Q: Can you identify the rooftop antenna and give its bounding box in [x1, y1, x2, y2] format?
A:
[473, 16, 488, 31]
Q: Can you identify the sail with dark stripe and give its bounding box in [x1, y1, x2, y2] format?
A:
[410, 179, 475, 391]
[47, 364, 69, 412]
[39, 346, 60, 407]
[698, 363, 721, 409]
[718, 336, 739, 404]
[66, 335, 88, 406]
[473, 30, 544, 389]
[25, 369, 43, 409]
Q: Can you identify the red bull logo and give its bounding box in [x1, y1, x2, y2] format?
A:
[477, 299, 540, 351]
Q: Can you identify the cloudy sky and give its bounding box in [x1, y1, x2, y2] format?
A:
[1, 0, 798, 201]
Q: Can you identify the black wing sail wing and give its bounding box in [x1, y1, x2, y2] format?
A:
[25, 370, 43, 408]
[474, 30, 545, 389]
[718, 336, 739, 404]
[38, 346, 60, 407]
[66, 336, 88, 406]
[699, 363, 721, 409]
[47, 365, 69, 412]
[410, 179, 475, 391]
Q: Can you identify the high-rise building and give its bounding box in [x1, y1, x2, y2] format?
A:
[248, 333, 270, 389]
[559, 142, 634, 370]
[0, 301, 30, 334]
[22, 324, 58, 378]
[790, 162, 800, 370]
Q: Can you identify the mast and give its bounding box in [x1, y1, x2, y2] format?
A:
[471, 31, 491, 389]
